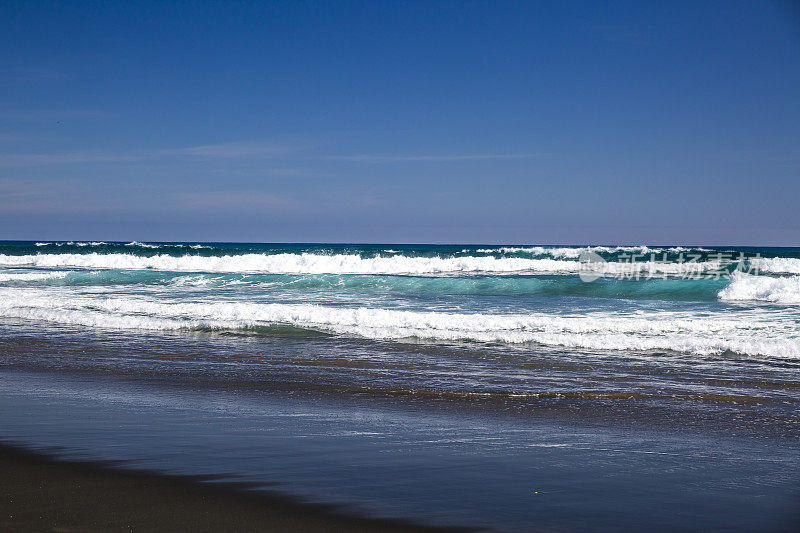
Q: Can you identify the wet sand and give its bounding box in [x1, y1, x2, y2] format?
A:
[0, 444, 457, 532]
[2, 332, 799, 531]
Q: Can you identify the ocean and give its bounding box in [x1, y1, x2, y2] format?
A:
[1, 241, 799, 530]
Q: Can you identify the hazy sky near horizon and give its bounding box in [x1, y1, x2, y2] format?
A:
[1, 1, 799, 244]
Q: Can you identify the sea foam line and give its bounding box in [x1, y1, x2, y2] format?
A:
[0, 252, 725, 276]
[32, 241, 213, 249]
[1, 287, 797, 359]
[0, 271, 70, 282]
[471, 245, 712, 258]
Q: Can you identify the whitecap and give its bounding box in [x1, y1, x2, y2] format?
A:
[719, 272, 800, 304]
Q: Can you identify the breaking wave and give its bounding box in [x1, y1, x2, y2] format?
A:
[750, 257, 800, 275]
[718, 272, 800, 304]
[0, 252, 726, 277]
[1, 287, 797, 359]
[472, 245, 712, 258]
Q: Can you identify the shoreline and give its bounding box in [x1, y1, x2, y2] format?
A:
[0, 442, 463, 532]
[3, 367, 800, 531]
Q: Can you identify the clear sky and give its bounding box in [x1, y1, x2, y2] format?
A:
[1, 1, 799, 244]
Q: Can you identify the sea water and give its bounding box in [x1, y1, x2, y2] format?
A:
[1, 241, 799, 530]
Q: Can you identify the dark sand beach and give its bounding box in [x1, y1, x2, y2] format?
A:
[0, 443, 454, 533]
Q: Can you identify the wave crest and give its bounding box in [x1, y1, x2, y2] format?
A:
[718, 272, 800, 304]
[0, 252, 726, 277]
[1, 287, 797, 359]
[750, 257, 800, 275]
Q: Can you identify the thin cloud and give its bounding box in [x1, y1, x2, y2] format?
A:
[178, 191, 300, 210]
[0, 178, 115, 214]
[165, 141, 289, 158]
[0, 108, 109, 122]
[0, 178, 48, 195]
[0, 139, 291, 167]
[0, 152, 140, 167]
[0, 142, 537, 168]
[323, 153, 539, 162]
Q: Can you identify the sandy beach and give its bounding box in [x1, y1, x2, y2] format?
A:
[0, 443, 456, 533]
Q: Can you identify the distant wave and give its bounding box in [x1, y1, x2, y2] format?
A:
[23, 243, 723, 259]
[718, 272, 800, 304]
[1, 287, 797, 359]
[35, 241, 108, 247]
[125, 241, 160, 248]
[0, 252, 727, 277]
[32, 241, 213, 250]
[472, 245, 713, 258]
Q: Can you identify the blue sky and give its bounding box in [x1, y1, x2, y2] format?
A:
[1, 1, 799, 244]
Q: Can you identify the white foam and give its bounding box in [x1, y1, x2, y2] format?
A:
[473, 246, 648, 258]
[169, 274, 215, 287]
[750, 257, 800, 275]
[0, 271, 70, 282]
[33, 241, 107, 247]
[1, 287, 797, 359]
[471, 246, 712, 258]
[719, 272, 800, 304]
[0, 252, 725, 277]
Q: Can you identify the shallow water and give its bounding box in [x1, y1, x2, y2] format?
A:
[2, 370, 799, 531]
